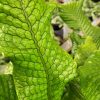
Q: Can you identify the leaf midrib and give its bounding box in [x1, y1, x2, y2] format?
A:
[19, 0, 50, 99]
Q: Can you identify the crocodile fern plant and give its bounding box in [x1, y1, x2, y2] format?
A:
[0, 0, 100, 100]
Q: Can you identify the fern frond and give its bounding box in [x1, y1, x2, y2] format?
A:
[78, 50, 100, 100]
[0, 75, 17, 100]
[59, 0, 100, 48]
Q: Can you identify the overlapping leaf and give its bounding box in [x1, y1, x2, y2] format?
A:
[0, 0, 77, 100]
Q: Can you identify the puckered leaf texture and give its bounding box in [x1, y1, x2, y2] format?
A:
[0, 0, 77, 100]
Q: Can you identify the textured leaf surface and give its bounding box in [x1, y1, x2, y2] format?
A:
[0, 0, 77, 100]
[59, 0, 100, 48]
[0, 75, 17, 100]
[78, 50, 100, 100]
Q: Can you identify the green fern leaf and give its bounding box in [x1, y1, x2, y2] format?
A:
[59, 0, 100, 48]
[62, 80, 85, 100]
[75, 36, 97, 66]
[78, 50, 100, 100]
[0, 75, 17, 100]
